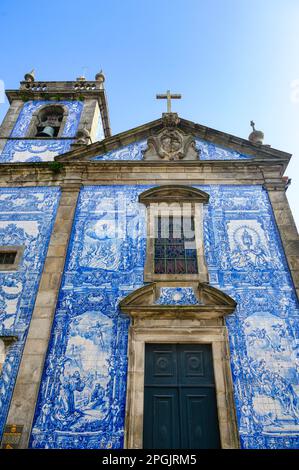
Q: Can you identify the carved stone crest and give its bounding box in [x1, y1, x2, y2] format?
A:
[142, 113, 199, 161]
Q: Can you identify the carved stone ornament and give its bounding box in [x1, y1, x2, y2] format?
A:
[142, 113, 199, 161]
[74, 128, 91, 146]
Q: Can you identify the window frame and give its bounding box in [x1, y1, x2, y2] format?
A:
[139, 185, 209, 283]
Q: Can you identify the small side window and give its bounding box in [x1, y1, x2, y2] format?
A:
[0, 246, 24, 271]
[0, 337, 18, 374]
[0, 250, 17, 265]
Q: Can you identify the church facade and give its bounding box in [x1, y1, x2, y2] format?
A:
[0, 73, 298, 449]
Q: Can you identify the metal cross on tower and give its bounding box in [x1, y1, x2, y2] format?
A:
[156, 89, 182, 113]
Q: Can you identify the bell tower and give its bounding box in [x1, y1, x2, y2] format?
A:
[0, 70, 111, 163]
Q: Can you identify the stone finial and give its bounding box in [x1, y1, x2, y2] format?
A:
[248, 120, 264, 145]
[95, 70, 105, 83]
[76, 75, 86, 82]
[24, 69, 35, 82]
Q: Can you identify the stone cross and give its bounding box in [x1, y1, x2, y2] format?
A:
[250, 120, 256, 131]
[156, 90, 182, 113]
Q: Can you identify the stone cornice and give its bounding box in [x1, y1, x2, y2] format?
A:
[5, 86, 111, 139]
[6, 90, 103, 101]
[0, 159, 288, 187]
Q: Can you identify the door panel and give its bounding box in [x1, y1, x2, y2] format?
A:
[143, 343, 221, 449]
[145, 344, 177, 386]
[180, 388, 221, 449]
[143, 388, 180, 449]
[178, 344, 215, 386]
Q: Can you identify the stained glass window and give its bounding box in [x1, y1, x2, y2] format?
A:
[154, 215, 198, 274]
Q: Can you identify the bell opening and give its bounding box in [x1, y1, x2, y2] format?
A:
[36, 126, 57, 138]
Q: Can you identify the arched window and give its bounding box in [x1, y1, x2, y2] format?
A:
[28, 105, 67, 138]
[35, 105, 64, 137]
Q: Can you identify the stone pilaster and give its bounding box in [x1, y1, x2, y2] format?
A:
[266, 186, 299, 299]
[0, 100, 24, 153]
[80, 99, 100, 142]
[2, 184, 80, 448]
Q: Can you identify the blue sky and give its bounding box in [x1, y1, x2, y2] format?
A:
[0, 0, 298, 226]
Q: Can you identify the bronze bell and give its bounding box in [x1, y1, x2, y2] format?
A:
[36, 126, 55, 138]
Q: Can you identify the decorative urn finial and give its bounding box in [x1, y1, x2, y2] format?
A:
[76, 75, 86, 82]
[24, 69, 35, 82]
[248, 120, 264, 145]
[95, 70, 105, 83]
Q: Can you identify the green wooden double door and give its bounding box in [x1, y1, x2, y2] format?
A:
[143, 344, 221, 449]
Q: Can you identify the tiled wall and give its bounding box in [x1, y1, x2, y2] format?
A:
[0, 101, 83, 163]
[92, 139, 252, 161]
[203, 185, 299, 448]
[30, 186, 147, 449]
[0, 187, 61, 438]
[30, 184, 299, 449]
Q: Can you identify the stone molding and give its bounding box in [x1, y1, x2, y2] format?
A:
[120, 282, 236, 319]
[266, 187, 299, 300]
[138, 184, 209, 204]
[0, 159, 288, 189]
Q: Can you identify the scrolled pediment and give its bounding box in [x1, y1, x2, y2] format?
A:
[119, 282, 236, 320]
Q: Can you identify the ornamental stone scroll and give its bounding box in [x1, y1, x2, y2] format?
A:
[142, 113, 199, 161]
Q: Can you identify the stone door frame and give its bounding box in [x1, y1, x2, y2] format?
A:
[120, 282, 240, 449]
